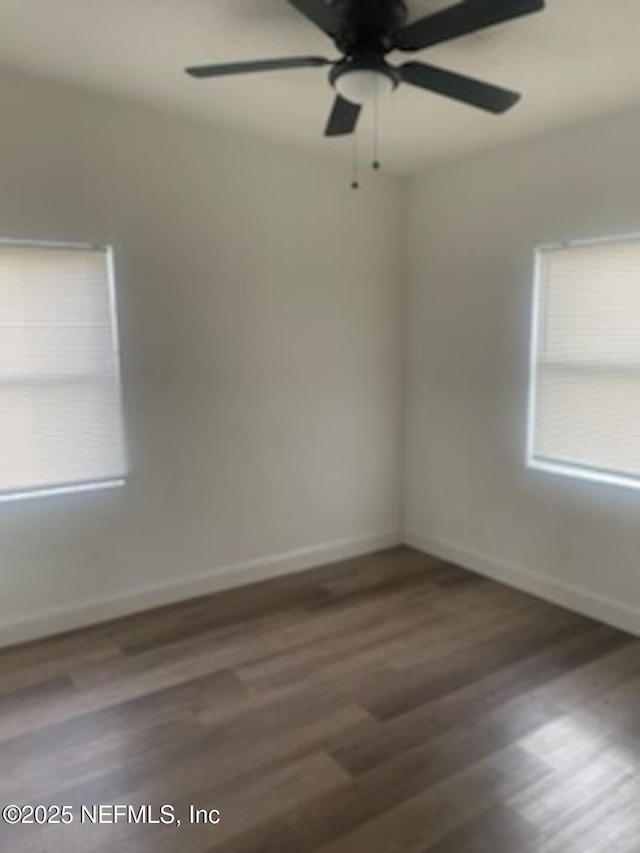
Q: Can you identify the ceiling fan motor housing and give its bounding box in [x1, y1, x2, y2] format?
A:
[329, 0, 409, 54]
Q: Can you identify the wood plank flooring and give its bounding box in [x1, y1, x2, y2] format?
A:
[1, 546, 640, 852]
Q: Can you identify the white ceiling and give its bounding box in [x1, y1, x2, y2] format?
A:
[0, 0, 640, 173]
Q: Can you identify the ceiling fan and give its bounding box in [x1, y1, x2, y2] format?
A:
[186, 0, 545, 137]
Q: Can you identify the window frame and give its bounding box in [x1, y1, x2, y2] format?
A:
[0, 237, 127, 504]
[527, 230, 640, 492]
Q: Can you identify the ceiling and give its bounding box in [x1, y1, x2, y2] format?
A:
[0, 0, 640, 173]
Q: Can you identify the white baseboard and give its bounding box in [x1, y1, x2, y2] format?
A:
[0, 530, 402, 648]
[405, 530, 640, 637]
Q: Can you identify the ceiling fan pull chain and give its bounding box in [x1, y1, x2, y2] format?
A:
[373, 88, 381, 171]
[351, 130, 360, 190]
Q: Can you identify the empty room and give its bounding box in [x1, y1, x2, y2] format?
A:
[1, 1, 640, 851]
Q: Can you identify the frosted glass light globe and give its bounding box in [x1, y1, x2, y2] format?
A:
[334, 69, 395, 104]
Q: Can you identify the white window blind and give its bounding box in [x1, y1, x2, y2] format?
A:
[528, 234, 640, 489]
[0, 241, 127, 501]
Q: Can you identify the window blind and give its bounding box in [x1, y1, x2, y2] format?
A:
[529, 235, 640, 487]
[0, 242, 127, 500]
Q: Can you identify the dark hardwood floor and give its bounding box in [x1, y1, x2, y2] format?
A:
[1, 546, 640, 852]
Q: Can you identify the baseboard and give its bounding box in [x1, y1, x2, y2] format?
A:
[405, 530, 640, 637]
[0, 530, 402, 648]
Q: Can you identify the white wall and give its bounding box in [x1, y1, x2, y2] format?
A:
[0, 69, 406, 645]
[405, 110, 640, 635]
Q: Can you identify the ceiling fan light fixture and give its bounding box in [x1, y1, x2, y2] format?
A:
[186, 0, 546, 138]
[331, 66, 397, 105]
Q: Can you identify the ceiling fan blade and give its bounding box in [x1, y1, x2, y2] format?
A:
[400, 62, 520, 114]
[186, 56, 331, 79]
[325, 96, 362, 137]
[396, 0, 544, 51]
[287, 0, 341, 36]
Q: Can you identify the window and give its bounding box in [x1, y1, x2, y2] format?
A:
[528, 233, 640, 490]
[0, 241, 127, 502]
